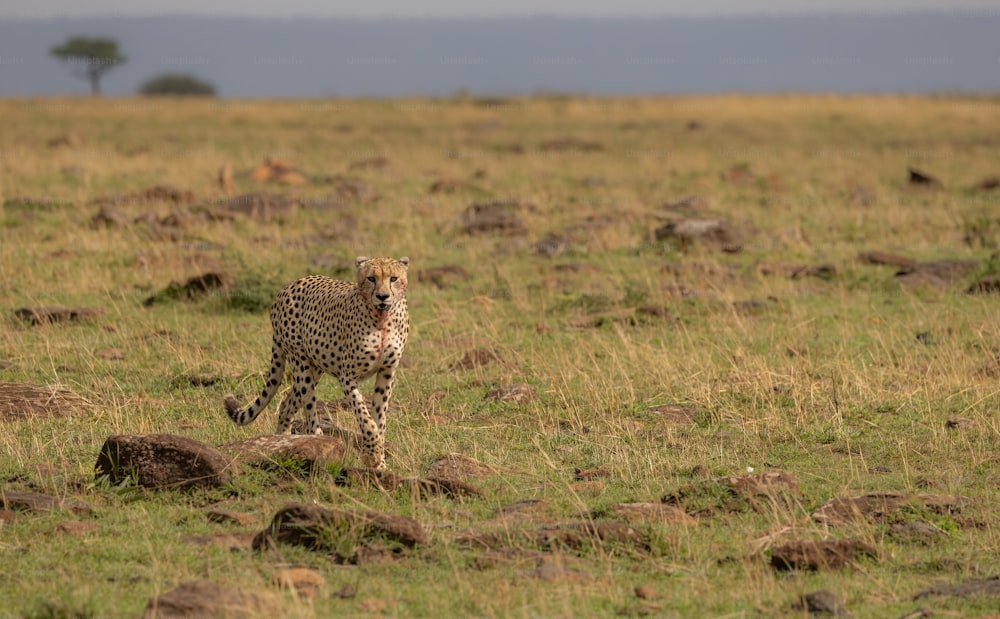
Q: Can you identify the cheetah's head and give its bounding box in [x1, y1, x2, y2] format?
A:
[356, 256, 409, 314]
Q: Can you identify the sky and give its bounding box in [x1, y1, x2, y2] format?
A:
[4, 0, 1000, 19]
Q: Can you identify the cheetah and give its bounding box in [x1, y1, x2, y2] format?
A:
[224, 256, 410, 470]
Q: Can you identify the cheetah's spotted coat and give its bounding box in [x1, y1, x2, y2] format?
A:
[224, 256, 409, 470]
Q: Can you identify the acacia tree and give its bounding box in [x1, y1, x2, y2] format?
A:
[50, 37, 126, 95]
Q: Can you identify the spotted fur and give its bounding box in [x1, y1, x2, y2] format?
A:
[224, 256, 410, 470]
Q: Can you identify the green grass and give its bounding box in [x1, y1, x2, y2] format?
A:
[0, 94, 999, 617]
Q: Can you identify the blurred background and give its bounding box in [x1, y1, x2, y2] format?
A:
[1, 0, 998, 97]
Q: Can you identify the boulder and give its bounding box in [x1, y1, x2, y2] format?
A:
[95, 434, 233, 490]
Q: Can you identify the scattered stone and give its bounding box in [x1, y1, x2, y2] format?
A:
[895, 260, 979, 289]
[889, 520, 946, 543]
[143, 272, 233, 306]
[484, 383, 537, 403]
[223, 434, 347, 471]
[908, 167, 941, 187]
[975, 176, 999, 191]
[272, 568, 324, 599]
[143, 580, 275, 619]
[13, 306, 103, 326]
[416, 265, 470, 289]
[812, 493, 965, 526]
[460, 520, 649, 553]
[57, 520, 98, 536]
[574, 466, 610, 481]
[945, 417, 974, 430]
[451, 348, 503, 370]
[722, 472, 800, 498]
[95, 434, 234, 490]
[655, 218, 742, 253]
[967, 276, 1000, 294]
[184, 533, 255, 551]
[47, 133, 83, 148]
[771, 539, 877, 571]
[799, 590, 849, 616]
[0, 382, 90, 421]
[606, 503, 696, 526]
[0, 491, 94, 516]
[252, 502, 427, 552]
[461, 200, 527, 235]
[648, 404, 697, 425]
[426, 453, 499, 480]
[857, 251, 916, 268]
[913, 576, 1000, 599]
[206, 509, 258, 527]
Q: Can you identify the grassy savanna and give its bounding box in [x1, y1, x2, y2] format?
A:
[0, 94, 999, 617]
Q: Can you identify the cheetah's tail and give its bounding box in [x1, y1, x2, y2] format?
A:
[224, 344, 285, 426]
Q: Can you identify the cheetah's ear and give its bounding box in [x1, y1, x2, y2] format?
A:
[398, 256, 410, 268]
[355, 256, 369, 268]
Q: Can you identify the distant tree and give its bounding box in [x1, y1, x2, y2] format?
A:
[139, 74, 216, 97]
[50, 37, 126, 96]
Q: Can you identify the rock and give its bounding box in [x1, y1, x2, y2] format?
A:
[143, 580, 275, 618]
[143, 272, 233, 306]
[857, 251, 915, 268]
[889, 520, 945, 543]
[429, 178, 465, 193]
[722, 472, 800, 498]
[426, 453, 498, 480]
[348, 155, 389, 170]
[272, 568, 324, 599]
[799, 589, 849, 616]
[458, 520, 649, 553]
[975, 176, 999, 191]
[913, 576, 1000, 599]
[648, 404, 697, 425]
[655, 218, 742, 253]
[416, 265, 470, 289]
[461, 200, 527, 235]
[450, 348, 503, 370]
[335, 467, 482, 498]
[206, 509, 258, 527]
[770, 539, 877, 571]
[0, 382, 90, 421]
[894, 260, 979, 288]
[812, 493, 964, 525]
[484, 383, 537, 403]
[790, 264, 838, 281]
[539, 138, 603, 152]
[529, 557, 588, 581]
[606, 502, 696, 526]
[967, 276, 1000, 294]
[184, 533, 255, 551]
[635, 584, 659, 600]
[908, 167, 941, 186]
[56, 520, 98, 536]
[216, 191, 300, 221]
[252, 502, 428, 552]
[1, 491, 94, 516]
[13, 306, 103, 326]
[47, 133, 83, 148]
[945, 417, 974, 430]
[95, 434, 233, 490]
[90, 206, 131, 227]
[223, 434, 346, 471]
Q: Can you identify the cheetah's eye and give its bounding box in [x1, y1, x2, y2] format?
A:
[367, 276, 376, 283]
[390, 276, 398, 283]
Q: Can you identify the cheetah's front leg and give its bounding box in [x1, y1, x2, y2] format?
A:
[342, 379, 385, 470]
[371, 365, 398, 438]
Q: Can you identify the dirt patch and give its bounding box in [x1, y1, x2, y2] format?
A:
[252, 502, 428, 554]
[484, 383, 537, 403]
[13, 306, 103, 326]
[655, 218, 742, 253]
[913, 576, 1000, 600]
[416, 265, 470, 289]
[457, 520, 650, 553]
[461, 200, 527, 235]
[798, 590, 849, 616]
[663, 472, 800, 515]
[770, 539, 878, 571]
[272, 567, 325, 600]
[0, 382, 90, 421]
[451, 348, 504, 370]
[812, 493, 965, 525]
[143, 272, 233, 306]
[426, 453, 499, 480]
[144, 580, 275, 619]
[0, 491, 94, 516]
